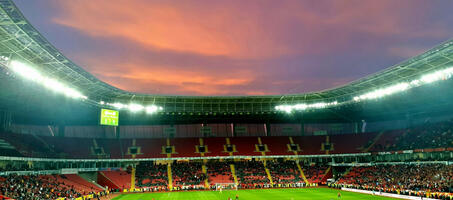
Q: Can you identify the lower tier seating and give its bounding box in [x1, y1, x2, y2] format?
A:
[207, 161, 234, 185]
[267, 160, 303, 184]
[303, 165, 327, 183]
[136, 162, 168, 188]
[0, 174, 105, 199]
[336, 164, 453, 193]
[235, 161, 269, 187]
[172, 162, 206, 187]
[101, 170, 131, 190]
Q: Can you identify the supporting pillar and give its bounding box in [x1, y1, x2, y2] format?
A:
[296, 161, 309, 185]
[202, 163, 209, 188]
[230, 164, 238, 186]
[263, 160, 274, 185]
[167, 163, 173, 191]
[130, 165, 136, 191]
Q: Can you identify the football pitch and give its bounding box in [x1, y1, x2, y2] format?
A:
[112, 188, 397, 200]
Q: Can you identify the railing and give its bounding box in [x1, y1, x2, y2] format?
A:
[0, 153, 371, 162]
[331, 160, 452, 167]
[0, 168, 100, 176]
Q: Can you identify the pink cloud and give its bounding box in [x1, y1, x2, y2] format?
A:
[44, 0, 453, 95]
[51, 0, 292, 59]
[387, 45, 431, 58]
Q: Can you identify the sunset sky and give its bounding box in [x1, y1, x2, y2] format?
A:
[13, 0, 453, 96]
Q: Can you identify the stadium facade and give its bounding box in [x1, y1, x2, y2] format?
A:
[0, 1, 452, 200]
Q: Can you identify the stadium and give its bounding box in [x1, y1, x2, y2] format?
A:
[0, 0, 452, 200]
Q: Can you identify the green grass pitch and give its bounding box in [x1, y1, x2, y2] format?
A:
[113, 188, 397, 200]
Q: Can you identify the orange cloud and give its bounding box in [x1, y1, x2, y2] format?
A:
[52, 0, 291, 59]
[88, 61, 256, 95]
[52, 0, 449, 60]
[43, 0, 452, 96]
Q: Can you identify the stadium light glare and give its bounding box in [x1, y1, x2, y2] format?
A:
[107, 102, 163, 113]
[111, 103, 125, 109]
[410, 80, 421, 86]
[421, 71, 443, 83]
[0, 56, 9, 65]
[420, 67, 453, 84]
[146, 105, 164, 114]
[146, 105, 158, 114]
[43, 78, 65, 92]
[8, 60, 88, 100]
[275, 101, 338, 113]
[64, 88, 87, 99]
[128, 104, 144, 112]
[0, 55, 9, 61]
[275, 105, 290, 113]
[354, 82, 410, 101]
[278, 67, 453, 113]
[10, 60, 43, 82]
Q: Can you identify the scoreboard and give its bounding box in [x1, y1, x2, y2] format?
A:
[100, 109, 119, 126]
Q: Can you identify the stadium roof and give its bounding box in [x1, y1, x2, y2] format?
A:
[1, 0, 453, 118]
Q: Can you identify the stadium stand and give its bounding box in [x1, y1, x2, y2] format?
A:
[267, 160, 304, 184]
[234, 160, 270, 188]
[336, 164, 453, 195]
[206, 161, 234, 185]
[1, 0, 453, 199]
[100, 170, 132, 190]
[1, 123, 453, 160]
[0, 174, 108, 199]
[302, 165, 328, 184]
[387, 120, 453, 151]
[136, 162, 168, 190]
[172, 162, 206, 189]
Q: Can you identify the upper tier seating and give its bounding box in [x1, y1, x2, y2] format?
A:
[0, 134, 377, 159]
[2, 119, 453, 159]
[387, 120, 453, 151]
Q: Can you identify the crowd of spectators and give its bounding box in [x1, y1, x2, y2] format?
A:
[302, 165, 327, 184]
[267, 160, 303, 184]
[206, 161, 234, 185]
[136, 162, 168, 190]
[172, 162, 206, 188]
[234, 160, 269, 188]
[0, 174, 107, 199]
[336, 164, 453, 195]
[387, 120, 453, 151]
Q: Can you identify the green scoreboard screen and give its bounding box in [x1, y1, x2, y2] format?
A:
[100, 109, 119, 126]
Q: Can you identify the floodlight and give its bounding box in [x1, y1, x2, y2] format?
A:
[8, 60, 87, 100]
[145, 105, 159, 114]
[9, 60, 43, 81]
[128, 104, 144, 112]
[112, 103, 125, 109]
